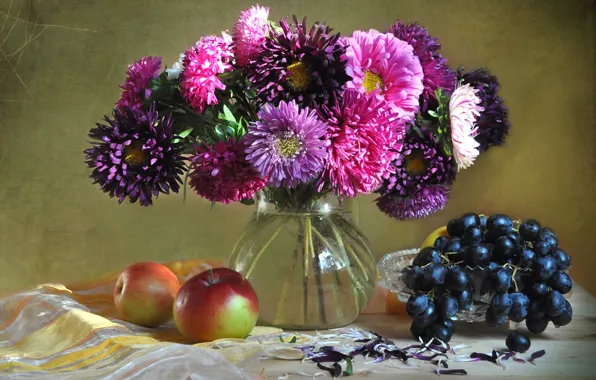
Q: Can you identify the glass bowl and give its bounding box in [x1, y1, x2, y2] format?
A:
[378, 249, 546, 327]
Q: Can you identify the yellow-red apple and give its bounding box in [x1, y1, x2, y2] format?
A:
[114, 261, 180, 327]
[173, 267, 259, 343]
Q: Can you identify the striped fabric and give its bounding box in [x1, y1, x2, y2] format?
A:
[0, 259, 405, 379]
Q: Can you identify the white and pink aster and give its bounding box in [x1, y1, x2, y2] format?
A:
[232, 4, 270, 67]
[343, 29, 424, 122]
[180, 34, 234, 114]
[449, 84, 484, 171]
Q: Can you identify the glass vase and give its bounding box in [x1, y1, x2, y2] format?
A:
[229, 190, 377, 330]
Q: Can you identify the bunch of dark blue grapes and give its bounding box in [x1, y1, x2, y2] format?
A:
[405, 212, 573, 343]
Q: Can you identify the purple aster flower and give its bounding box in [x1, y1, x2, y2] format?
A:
[460, 67, 510, 152]
[244, 100, 329, 188]
[84, 104, 185, 206]
[391, 20, 456, 111]
[117, 56, 162, 111]
[378, 132, 457, 197]
[247, 16, 351, 108]
[375, 185, 451, 220]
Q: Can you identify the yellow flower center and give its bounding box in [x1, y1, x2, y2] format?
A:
[405, 150, 428, 176]
[124, 141, 146, 166]
[362, 70, 384, 94]
[276, 135, 301, 158]
[287, 61, 311, 91]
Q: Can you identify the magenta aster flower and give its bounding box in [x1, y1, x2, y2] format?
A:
[449, 84, 484, 170]
[461, 68, 510, 153]
[343, 29, 424, 122]
[247, 16, 351, 108]
[84, 104, 185, 206]
[189, 139, 267, 204]
[117, 56, 162, 111]
[317, 90, 406, 198]
[244, 100, 329, 188]
[375, 185, 450, 220]
[379, 132, 456, 197]
[232, 4, 270, 67]
[391, 20, 456, 110]
[180, 34, 234, 114]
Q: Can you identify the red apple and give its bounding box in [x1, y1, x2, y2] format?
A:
[173, 267, 259, 343]
[114, 261, 180, 327]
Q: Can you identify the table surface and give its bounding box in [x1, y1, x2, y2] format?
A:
[256, 284, 596, 379]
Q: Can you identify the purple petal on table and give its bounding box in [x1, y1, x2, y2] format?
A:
[470, 352, 497, 363]
[411, 353, 448, 361]
[316, 362, 342, 378]
[400, 344, 425, 351]
[529, 349, 546, 365]
[435, 369, 468, 375]
[384, 349, 408, 362]
[432, 360, 449, 368]
[311, 348, 350, 363]
[429, 344, 449, 353]
[513, 357, 527, 364]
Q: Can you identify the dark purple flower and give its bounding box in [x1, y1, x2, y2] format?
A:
[391, 20, 456, 110]
[244, 100, 329, 188]
[461, 67, 510, 152]
[84, 104, 185, 206]
[375, 184, 451, 220]
[247, 16, 351, 108]
[378, 132, 457, 197]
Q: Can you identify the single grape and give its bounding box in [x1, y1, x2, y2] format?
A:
[519, 219, 541, 242]
[412, 271, 433, 292]
[446, 266, 469, 292]
[413, 302, 437, 328]
[545, 290, 566, 317]
[464, 244, 492, 267]
[552, 249, 572, 270]
[506, 331, 531, 353]
[442, 237, 462, 253]
[509, 292, 530, 322]
[485, 229, 506, 244]
[528, 299, 546, 318]
[489, 267, 512, 294]
[404, 266, 422, 289]
[549, 271, 572, 294]
[487, 261, 499, 272]
[534, 255, 557, 281]
[458, 212, 481, 232]
[461, 226, 484, 246]
[410, 321, 428, 340]
[539, 227, 558, 243]
[434, 236, 450, 251]
[486, 214, 513, 235]
[447, 218, 463, 238]
[406, 294, 429, 316]
[493, 236, 517, 263]
[430, 323, 453, 343]
[527, 282, 549, 301]
[533, 240, 553, 257]
[518, 247, 536, 268]
[550, 300, 572, 327]
[490, 293, 513, 315]
[526, 314, 549, 334]
[456, 289, 474, 311]
[486, 310, 507, 327]
[413, 247, 443, 266]
[439, 318, 456, 334]
[438, 294, 459, 319]
[424, 263, 448, 286]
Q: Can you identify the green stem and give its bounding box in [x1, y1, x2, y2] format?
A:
[326, 222, 355, 319]
[244, 219, 289, 278]
[328, 216, 371, 282]
[306, 217, 327, 326]
[302, 217, 311, 325]
[274, 224, 300, 325]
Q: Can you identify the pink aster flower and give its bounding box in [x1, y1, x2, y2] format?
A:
[180, 34, 234, 114]
[318, 90, 406, 198]
[232, 4, 270, 67]
[117, 56, 162, 111]
[449, 84, 484, 170]
[189, 139, 267, 204]
[343, 29, 424, 122]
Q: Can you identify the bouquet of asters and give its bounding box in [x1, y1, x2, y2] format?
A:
[84, 4, 510, 220]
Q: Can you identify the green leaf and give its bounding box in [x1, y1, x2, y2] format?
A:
[218, 105, 236, 123]
[214, 125, 224, 140]
[427, 110, 439, 118]
[289, 336, 297, 344]
[210, 201, 216, 211]
[343, 358, 353, 376]
[240, 198, 255, 206]
[182, 168, 191, 204]
[178, 128, 193, 139]
[279, 336, 284, 342]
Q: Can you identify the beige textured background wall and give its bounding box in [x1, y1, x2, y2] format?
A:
[1, 0, 594, 295]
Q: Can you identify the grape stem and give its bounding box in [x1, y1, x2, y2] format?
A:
[503, 263, 520, 292]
